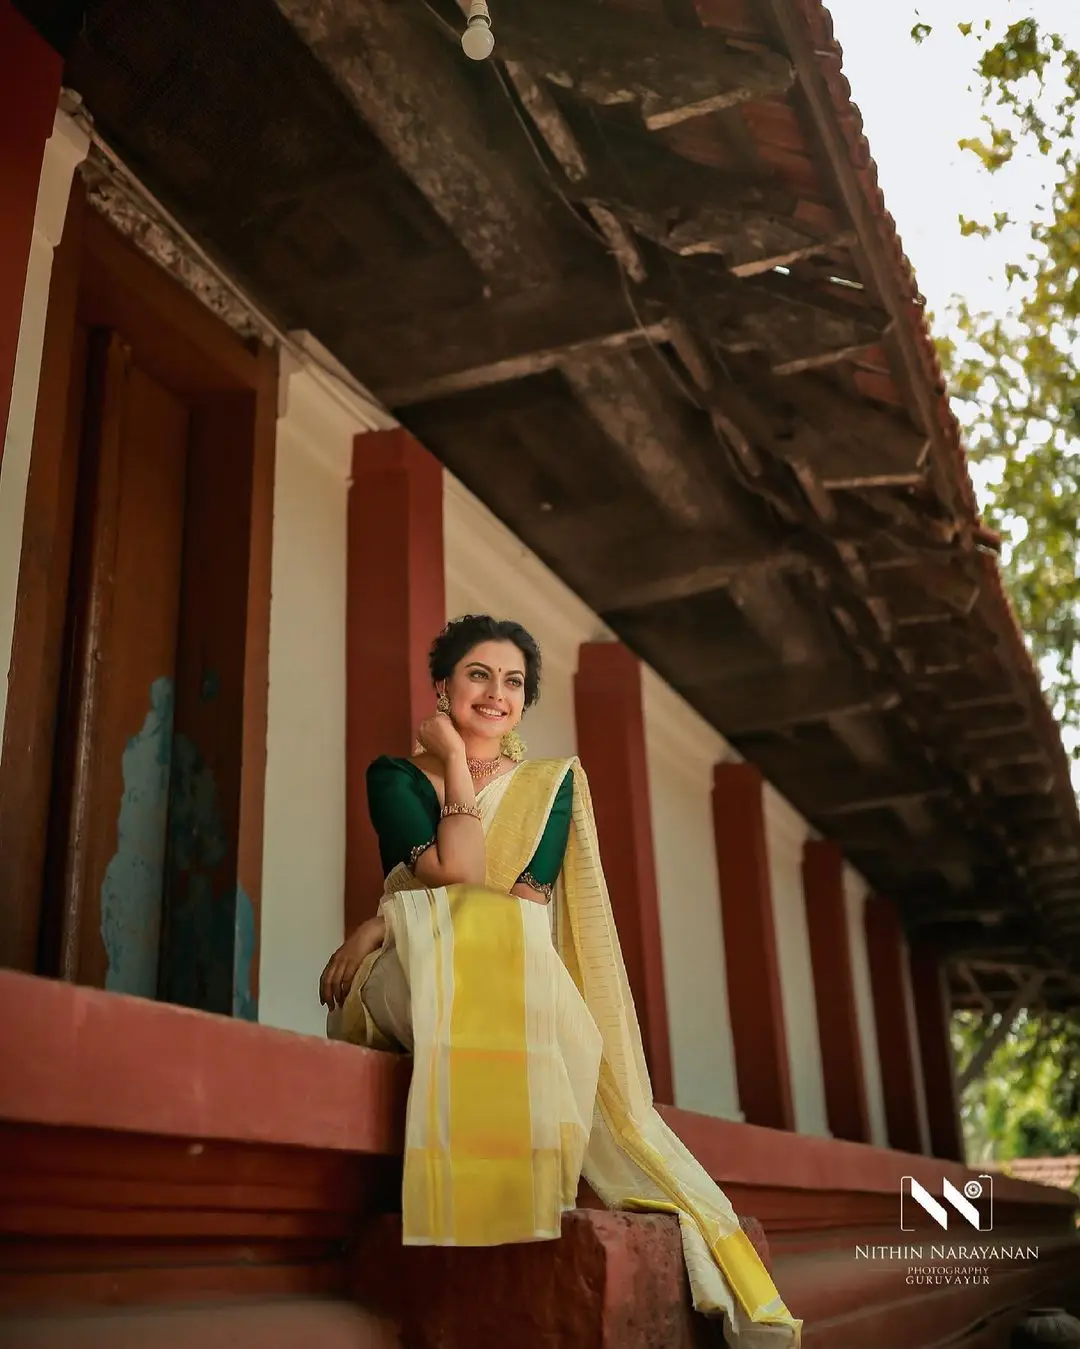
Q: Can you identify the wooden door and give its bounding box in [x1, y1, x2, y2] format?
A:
[47, 330, 189, 995]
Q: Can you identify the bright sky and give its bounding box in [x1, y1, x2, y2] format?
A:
[823, 0, 1080, 326]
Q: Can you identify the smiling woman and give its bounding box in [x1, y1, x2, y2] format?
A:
[318, 614, 801, 1345]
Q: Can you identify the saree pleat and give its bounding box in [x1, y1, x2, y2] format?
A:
[335, 757, 800, 1345]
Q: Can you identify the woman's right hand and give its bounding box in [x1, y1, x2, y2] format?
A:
[416, 710, 466, 763]
[320, 914, 386, 1010]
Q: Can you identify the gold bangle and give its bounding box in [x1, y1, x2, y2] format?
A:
[440, 801, 482, 822]
[517, 871, 554, 901]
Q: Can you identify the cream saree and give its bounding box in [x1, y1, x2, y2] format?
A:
[330, 757, 801, 1346]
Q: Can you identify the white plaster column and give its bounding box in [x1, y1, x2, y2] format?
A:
[0, 105, 89, 744]
[764, 790, 831, 1136]
[843, 867, 891, 1147]
[643, 670, 742, 1122]
[258, 339, 388, 1036]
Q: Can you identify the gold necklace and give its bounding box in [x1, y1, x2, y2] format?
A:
[467, 754, 504, 780]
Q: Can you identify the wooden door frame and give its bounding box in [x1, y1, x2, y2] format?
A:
[0, 181, 276, 1019]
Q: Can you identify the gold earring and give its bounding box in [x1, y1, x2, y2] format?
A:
[500, 728, 526, 762]
[412, 739, 424, 755]
[436, 691, 451, 715]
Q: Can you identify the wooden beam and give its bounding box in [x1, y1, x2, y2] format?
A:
[501, 61, 589, 181]
[763, 371, 929, 488]
[275, 0, 566, 287]
[741, 735, 949, 818]
[491, 62, 654, 281]
[559, 126, 855, 277]
[668, 261, 889, 374]
[697, 662, 896, 736]
[957, 971, 1045, 1092]
[362, 274, 667, 406]
[990, 762, 1056, 797]
[812, 772, 949, 818]
[958, 704, 1031, 738]
[958, 962, 994, 1015]
[593, 543, 812, 613]
[870, 558, 982, 620]
[900, 624, 999, 677]
[495, 0, 795, 130]
[559, 349, 729, 528]
[727, 570, 826, 666]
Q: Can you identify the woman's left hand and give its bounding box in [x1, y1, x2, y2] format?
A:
[320, 914, 386, 1009]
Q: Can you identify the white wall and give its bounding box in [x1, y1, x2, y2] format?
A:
[643, 671, 741, 1121]
[764, 790, 830, 1137]
[844, 866, 890, 1147]
[442, 475, 611, 759]
[257, 344, 386, 1037]
[0, 107, 88, 747]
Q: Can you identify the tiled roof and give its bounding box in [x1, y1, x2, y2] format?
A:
[693, 0, 1080, 848]
[788, 0, 1080, 835]
[991, 1156, 1080, 1192]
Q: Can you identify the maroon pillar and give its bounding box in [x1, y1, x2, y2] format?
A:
[909, 940, 965, 1162]
[0, 2, 61, 472]
[864, 894, 925, 1155]
[712, 763, 794, 1132]
[347, 429, 445, 931]
[573, 643, 674, 1104]
[802, 840, 871, 1143]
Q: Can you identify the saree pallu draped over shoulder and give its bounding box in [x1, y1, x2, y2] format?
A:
[335, 757, 801, 1346]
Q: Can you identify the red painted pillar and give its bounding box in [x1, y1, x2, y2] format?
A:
[864, 894, 924, 1155]
[573, 642, 674, 1105]
[712, 764, 794, 1132]
[802, 840, 871, 1143]
[347, 428, 445, 931]
[909, 940, 965, 1162]
[0, 2, 62, 472]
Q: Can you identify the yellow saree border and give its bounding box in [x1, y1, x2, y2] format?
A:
[482, 757, 574, 892]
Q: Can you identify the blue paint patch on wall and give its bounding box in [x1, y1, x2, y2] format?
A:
[233, 885, 258, 1021]
[100, 676, 175, 999]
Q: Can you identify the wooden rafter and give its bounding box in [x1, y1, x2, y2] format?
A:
[660, 259, 890, 374]
[694, 661, 895, 736]
[495, 0, 795, 129]
[957, 971, 1045, 1092]
[558, 123, 856, 277]
[368, 276, 668, 406]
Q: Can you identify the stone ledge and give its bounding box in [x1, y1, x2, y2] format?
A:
[352, 1208, 769, 1349]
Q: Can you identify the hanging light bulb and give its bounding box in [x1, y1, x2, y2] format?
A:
[461, 0, 495, 60]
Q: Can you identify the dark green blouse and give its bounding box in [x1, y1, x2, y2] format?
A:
[366, 756, 573, 888]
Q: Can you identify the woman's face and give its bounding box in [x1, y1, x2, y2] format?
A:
[442, 639, 527, 744]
